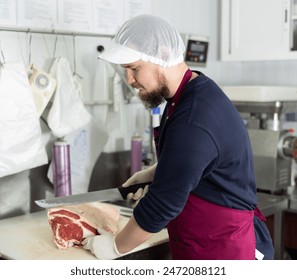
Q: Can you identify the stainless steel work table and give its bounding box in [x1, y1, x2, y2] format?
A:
[257, 192, 289, 259]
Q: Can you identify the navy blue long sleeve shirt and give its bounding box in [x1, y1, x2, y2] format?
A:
[133, 72, 257, 233]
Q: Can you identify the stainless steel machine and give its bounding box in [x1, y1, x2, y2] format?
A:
[222, 86, 297, 194]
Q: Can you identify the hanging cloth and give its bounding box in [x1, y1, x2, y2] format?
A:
[0, 63, 48, 177]
[46, 57, 91, 138]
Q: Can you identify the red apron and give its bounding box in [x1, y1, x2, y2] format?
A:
[167, 194, 256, 260]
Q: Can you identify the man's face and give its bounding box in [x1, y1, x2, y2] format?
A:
[122, 61, 170, 109]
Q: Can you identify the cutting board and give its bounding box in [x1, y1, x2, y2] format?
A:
[0, 210, 168, 260]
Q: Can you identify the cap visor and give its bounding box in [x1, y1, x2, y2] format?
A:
[97, 45, 141, 65]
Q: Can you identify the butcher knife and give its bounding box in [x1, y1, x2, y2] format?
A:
[35, 182, 150, 208]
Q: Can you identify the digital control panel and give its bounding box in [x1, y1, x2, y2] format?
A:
[182, 34, 209, 67]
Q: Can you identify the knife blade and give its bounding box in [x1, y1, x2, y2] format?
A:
[35, 182, 150, 208]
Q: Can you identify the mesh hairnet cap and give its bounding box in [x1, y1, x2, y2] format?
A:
[98, 14, 185, 67]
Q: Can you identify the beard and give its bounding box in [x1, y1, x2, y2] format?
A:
[137, 72, 169, 109]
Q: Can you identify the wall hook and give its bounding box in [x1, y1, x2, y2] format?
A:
[97, 45, 105, 53]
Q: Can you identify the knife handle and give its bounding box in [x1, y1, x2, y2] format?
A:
[118, 182, 151, 200]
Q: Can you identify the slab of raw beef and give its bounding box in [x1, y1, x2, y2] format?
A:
[47, 202, 120, 249]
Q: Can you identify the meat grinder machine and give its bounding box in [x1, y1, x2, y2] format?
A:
[221, 86, 297, 194]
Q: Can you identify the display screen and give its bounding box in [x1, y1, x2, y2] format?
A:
[185, 39, 208, 65]
[190, 43, 205, 52]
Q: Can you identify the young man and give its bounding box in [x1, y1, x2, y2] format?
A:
[83, 14, 274, 260]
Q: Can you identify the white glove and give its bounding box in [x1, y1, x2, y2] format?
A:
[122, 163, 157, 204]
[82, 228, 122, 260]
[127, 184, 149, 207]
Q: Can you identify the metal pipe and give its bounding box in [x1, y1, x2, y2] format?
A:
[0, 27, 113, 38]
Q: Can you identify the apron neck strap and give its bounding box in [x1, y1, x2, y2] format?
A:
[167, 68, 192, 118]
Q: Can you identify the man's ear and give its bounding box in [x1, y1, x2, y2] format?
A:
[159, 46, 170, 62]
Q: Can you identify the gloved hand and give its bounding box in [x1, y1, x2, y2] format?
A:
[82, 228, 122, 260]
[126, 184, 149, 207]
[122, 163, 157, 205]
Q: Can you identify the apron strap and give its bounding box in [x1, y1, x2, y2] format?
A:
[254, 206, 266, 222]
[154, 69, 192, 159]
[167, 68, 192, 118]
